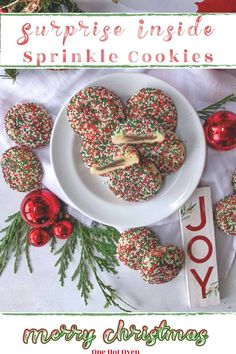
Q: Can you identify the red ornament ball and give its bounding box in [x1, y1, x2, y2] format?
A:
[0, 8, 8, 13]
[21, 189, 60, 227]
[203, 111, 236, 151]
[28, 228, 50, 247]
[51, 220, 73, 239]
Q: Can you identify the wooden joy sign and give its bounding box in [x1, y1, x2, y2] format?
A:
[180, 187, 220, 308]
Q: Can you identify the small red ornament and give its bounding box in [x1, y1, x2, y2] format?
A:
[51, 220, 73, 239]
[203, 111, 236, 151]
[28, 228, 50, 247]
[0, 8, 8, 13]
[21, 189, 60, 227]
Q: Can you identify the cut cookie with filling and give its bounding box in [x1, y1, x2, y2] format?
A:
[112, 117, 165, 144]
[90, 145, 139, 175]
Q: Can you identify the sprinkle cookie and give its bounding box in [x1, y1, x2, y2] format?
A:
[214, 195, 236, 236]
[80, 140, 139, 175]
[0, 146, 43, 192]
[108, 162, 162, 202]
[126, 88, 177, 131]
[5, 102, 53, 148]
[117, 227, 161, 270]
[138, 131, 185, 176]
[67, 86, 125, 140]
[140, 246, 185, 284]
[112, 117, 165, 145]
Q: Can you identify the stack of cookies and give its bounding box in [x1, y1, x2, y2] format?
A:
[117, 227, 184, 284]
[67, 86, 186, 202]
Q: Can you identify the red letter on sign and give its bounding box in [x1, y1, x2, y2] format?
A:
[187, 196, 206, 231]
[190, 267, 214, 298]
[187, 235, 213, 263]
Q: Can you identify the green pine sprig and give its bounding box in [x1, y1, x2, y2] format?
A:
[197, 94, 236, 121]
[0, 69, 19, 82]
[54, 220, 134, 312]
[0, 210, 133, 311]
[0, 212, 32, 275]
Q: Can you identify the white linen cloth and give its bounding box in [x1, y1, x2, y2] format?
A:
[77, 0, 199, 13]
[0, 68, 236, 283]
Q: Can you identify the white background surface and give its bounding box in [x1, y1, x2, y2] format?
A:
[0, 68, 236, 312]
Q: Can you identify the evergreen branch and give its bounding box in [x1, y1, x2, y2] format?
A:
[24, 236, 33, 273]
[0, 69, 18, 82]
[50, 235, 57, 253]
[0, 212, 31, 274]
[197, 94, 236, 121]
[54, 229, 78, 286]
[54, 220, 134, 311]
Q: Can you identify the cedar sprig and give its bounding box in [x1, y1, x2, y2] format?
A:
[54, 226, 78, 286]
[197, 94, 236, 121]
[0, 212, 32, 274]
[1, 69, 19, 82]
[54, 220, 134, 311]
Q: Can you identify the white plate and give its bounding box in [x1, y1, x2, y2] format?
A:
[50, 73, 206, 228]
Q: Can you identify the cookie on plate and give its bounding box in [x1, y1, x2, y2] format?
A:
[67, 86, 125, 141]
[80, 140, 139, 175]
[112, 117, 165, 145]
[117, 227, 161, 270]
[140, 245, 185, 284]
[214, 195, 236, 236]
[4, 102, 53, 148]
[108, 161, 162, 202]
[138, 131, 185, 176]
[126, 87, 177, 132]
[0, 146, 43, 192]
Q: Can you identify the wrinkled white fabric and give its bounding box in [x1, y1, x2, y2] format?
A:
[0, 68, 235, 281]
[77, 0, 199, 13]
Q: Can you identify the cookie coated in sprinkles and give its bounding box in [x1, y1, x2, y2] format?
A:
[80, 139, 137, 168]
[215, 195, 236, 236]
[4, 102, 53, 148]
[126, 88, 177, 132]
[108, 162, 162, 202]
[0, 146, 43, 192]
[138, 131, 185, 175]
[140, 246, 185, 284]
[117, 227, 161, 270]
[112, 117, 165, 144]
[67, 86, 125, 140]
